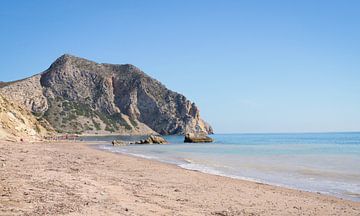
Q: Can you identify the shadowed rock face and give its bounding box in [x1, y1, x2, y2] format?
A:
[0, 54, 213, 135]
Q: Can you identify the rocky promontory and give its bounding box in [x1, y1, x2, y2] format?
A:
[0, 54, 213, 135]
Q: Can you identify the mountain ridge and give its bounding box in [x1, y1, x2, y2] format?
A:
[0, 54, 213, 135]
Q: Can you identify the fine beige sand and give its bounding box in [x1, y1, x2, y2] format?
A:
[0, 141, 359, 216]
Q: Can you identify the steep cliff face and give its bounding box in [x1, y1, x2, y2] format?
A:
[0, 54, 213, 135]
[0, 94, 48, 141]
[1, 75, 48, 114]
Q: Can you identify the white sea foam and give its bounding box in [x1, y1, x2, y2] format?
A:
[177, 161, 360, 201]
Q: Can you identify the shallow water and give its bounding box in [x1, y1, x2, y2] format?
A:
[85, 132, 360, 201]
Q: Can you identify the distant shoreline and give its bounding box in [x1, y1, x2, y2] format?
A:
[78, 132, 159, 137]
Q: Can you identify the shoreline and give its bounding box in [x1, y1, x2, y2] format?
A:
[78, 133, 159, 137]
[94, 143, 360, 203]
[1, 141, 359, 215]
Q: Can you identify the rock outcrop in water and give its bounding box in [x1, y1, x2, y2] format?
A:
[112, 135, 167, 146]
[136, 135, 167, 144]
[184, 133, 213, 143]
[0, 54, 213, 135]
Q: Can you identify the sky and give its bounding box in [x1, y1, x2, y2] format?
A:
[1, 0, 359, 133]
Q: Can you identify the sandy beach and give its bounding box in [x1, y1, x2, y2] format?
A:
[0, 141, 359, 216]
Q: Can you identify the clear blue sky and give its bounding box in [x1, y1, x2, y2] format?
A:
[1, 0, 359, 133]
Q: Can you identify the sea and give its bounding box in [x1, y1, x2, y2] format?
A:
[83, 132, 360, 201]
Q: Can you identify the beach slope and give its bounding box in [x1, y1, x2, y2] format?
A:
[0, 141, 359, 215]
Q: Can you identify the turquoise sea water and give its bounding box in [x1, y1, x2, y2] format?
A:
[87, 132, 360, 201]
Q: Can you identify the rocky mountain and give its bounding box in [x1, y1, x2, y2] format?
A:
[0, 54, 213, 135]
[0, 94, 48, 141]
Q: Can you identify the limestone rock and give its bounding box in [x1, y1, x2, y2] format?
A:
[139, 135, 167, 144]
[184, 133, 213, 143]
[0, 94, 49, 141]
[112, 140, 129, 146]
[0, 54, 213, 135]
[112, 135, 167, 146]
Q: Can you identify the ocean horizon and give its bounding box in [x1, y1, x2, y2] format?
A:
[85, 132, 360, 202]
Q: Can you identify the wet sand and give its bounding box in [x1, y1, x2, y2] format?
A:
[0, 141, 359, 215]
